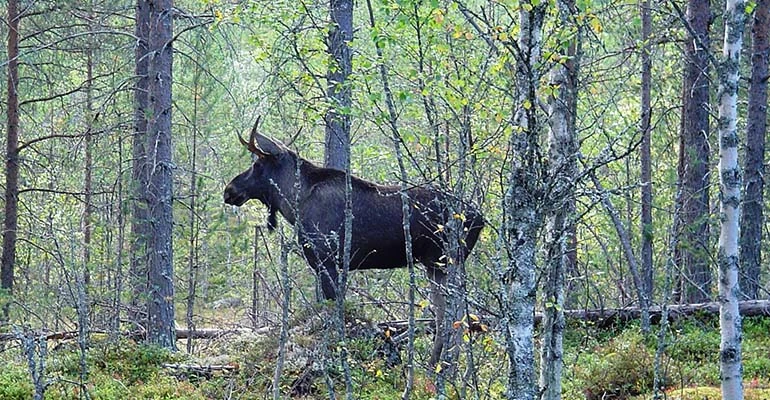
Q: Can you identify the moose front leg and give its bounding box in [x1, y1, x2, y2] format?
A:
[301, 245, 339, 301]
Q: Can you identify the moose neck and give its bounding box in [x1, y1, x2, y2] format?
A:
[262, 154, 313, 228]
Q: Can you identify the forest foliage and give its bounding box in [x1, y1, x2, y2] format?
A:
[0, 0, 768, 398]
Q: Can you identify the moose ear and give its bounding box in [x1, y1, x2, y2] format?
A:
[254, 133, 288, 156]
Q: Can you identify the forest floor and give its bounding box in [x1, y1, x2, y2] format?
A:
[1, 305, 770, 399]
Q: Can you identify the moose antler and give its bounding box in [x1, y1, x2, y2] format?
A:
[285, 126, 303, 148]
[238, 116, 267, 157]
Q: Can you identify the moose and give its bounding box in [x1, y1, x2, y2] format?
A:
[223, 119, 484, 364]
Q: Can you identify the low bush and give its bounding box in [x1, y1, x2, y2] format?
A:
[573, 329, 664, 400]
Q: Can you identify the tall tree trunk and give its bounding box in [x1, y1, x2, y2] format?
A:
[677, 0, 712, 303]
[2, 0, 20, 324]
[502, 4, 544, 399]
[589, 172, 651, 329]
[324, 0, 353, 171]
[640, 0, 654, 312]
[83, 42, 94, 288]
[113, 137, 126, 337]
[77, 12, 95, 382]
[364, 0, 421, 395]
[540, 0, 577, 396]
[130, 0, 151, 326]
[145, 0, 176, 350]
[739, 0, 769, 300]
[326, 1, 355, 396]
[716, 0, 745, 396]
[185, 60, 201, 354]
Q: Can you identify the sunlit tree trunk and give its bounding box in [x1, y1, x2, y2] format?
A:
[676, 0, 711, 303]
[739, 0, 769, 300]
[716, 0, 745, 396]
[324, 0, 353, 171]
[2, 0, 20, 324]
[540, 0, 576, 395]
[145, 0, 176, 349]
[502, 3, 544, 399]
[640, 0, 654, 315]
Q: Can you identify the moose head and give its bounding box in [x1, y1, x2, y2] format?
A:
[223, 117, 293, 230]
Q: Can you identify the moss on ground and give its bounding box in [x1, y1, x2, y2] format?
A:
[1, 313, 769, 399]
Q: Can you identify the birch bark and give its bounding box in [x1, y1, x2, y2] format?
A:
[716, 0, 745, 396]
[539, 0, 576, 395]
[502, 3, 545, 399]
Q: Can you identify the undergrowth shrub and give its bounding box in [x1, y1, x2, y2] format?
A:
[90, 339, 180, 385]
[667, 322, 720, 363]
[0, 364, 33, 400]
[574, 329, 664, 400]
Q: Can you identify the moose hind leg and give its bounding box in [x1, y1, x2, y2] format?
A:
[317, 264, 339, 301]
[426, 266, 447, 368]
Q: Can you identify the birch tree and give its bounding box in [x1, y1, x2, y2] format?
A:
[716, 0, 745, 396]
[540, 0, 578, 396]
[501, 3, 545, 399]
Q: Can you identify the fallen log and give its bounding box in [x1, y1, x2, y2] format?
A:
[539, 299, 770, 328]
[174, 327, 269, 339]
[0, 326, 269, 342]
[162, 363, 239, 373]
[2, 301, 768, 343]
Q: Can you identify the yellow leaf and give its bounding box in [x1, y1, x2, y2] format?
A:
[590, 16, 603, 33]
[465, 31, 474, 40]
[433, 10, 444, 25]
[523, 99, 532, 110]
[385, 329, 391, 338]
[435, 363, 442, 373]
[499, 32, 508, 41]
[469, 313, 480, 322]
[453, 320, 463, 329]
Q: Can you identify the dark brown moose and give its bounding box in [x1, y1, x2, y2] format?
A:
[224, 118, 484, 365]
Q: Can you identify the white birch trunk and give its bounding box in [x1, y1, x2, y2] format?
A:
[539, 5, 573, 396]
[716, 0, 745, 397]
[502, 3, 545, 400]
